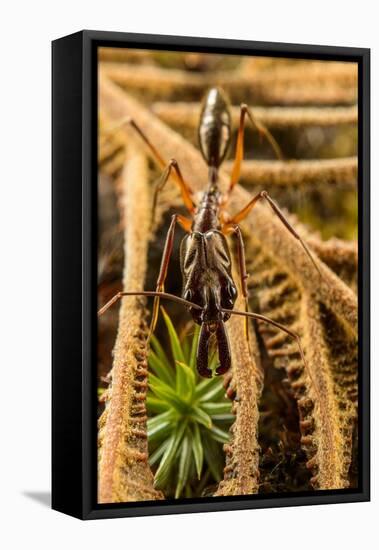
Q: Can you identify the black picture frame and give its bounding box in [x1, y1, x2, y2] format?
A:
[52, 30, 370, 520]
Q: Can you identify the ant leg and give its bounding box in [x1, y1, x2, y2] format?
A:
[224, 191, 322, 278]
[108, 116, 196, 216]
[98, 215, 192, 336]
[105, 116, 166, 166]
[151, 159, 195, 225]
[231, 225, 249, 307]
[150, 213, 191, 335]
[225, 104, 283, 198]
[228, 224, 250, 342]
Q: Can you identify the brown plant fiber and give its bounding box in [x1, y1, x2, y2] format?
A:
[98, 143, 163, 503]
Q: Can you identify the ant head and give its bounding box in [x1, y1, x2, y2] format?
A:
[198, 87, 231, 169]
[183, 278, 238, 326]
[180, 230, 238, 325]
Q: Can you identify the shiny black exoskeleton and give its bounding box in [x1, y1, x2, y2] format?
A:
[179, 88, 238, 378]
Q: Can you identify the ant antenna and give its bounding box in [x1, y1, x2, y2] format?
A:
[98, 291, 202, 317]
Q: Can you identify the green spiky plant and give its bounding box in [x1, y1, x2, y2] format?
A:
[147, 308, 234, 499]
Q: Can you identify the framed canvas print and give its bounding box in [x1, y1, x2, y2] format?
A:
[52, 30, 370, 520]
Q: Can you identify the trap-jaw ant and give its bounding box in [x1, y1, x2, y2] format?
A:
[99, 88, 322, 378]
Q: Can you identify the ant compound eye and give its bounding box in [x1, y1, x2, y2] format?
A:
[222, 282, 237, 308]
[183, 289, 193, 302]
[228, 282, 237, 300]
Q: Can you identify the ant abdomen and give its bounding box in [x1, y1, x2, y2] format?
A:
[198, 87, 231, 169]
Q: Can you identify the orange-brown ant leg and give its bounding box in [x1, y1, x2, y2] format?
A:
[224, 223, 251, 344]
[105, 116, 166, 168]
[233, 225, 250, 343]
[223, 103, 283, 202]
[98, 214, 192, 336]
[109, 116, 196, 217]
[150, 213, 192, 335]
[151, 159, 196, 224]
[224, 191, 322, 278]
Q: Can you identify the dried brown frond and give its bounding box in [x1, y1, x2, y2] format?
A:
[247, 236, 357, 489]
[152, 102, 358, 129]
[239, 57, 355, 74]
[102, 62, 205, 101]
[101, 150, 126, 178]
[98, 71, 358, 494]
[215, 274, 263, 496]
[99, 137, 122, 165]
[240, 59, 357, 82]
[228, 195, 357, 335]
[224, 157, 357, 189]
[102, 61, 357, 105]
[98, 142, 163, 503]
[270, 212, 358, 290]
[99, 141, 357, 190]
[308, 237, 358, 290]
[236, 60, 357, 105]
[99, 47, 156, 63]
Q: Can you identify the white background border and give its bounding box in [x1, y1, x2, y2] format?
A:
[1, 1, 375, 548]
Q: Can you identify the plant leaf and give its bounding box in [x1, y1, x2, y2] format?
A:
[190, 406, 212, 429]
[147, 410, 173, 432]
[192, 423, 204, 479]
[149, 372, 188, 413]
[210, 414, 235, 423]
[207, 424, 230, 444]
[182, 337, 191, 365]
[202, 436, 223, 482]
[175, 361, 196, 400]
[148, 422, 172, 444]
[146, 395, 170, 414]
[150, 333, 171, 366]
[154, 420, 188, 488]
[149, 440, 169, 466]
[160, 308, 188, 396]
[175, 434, 192, 498]
[199, 382, 226, 403]
[161, 307, 186, 364]
[147, 411, 175, 443]
[148, 350, 175, 386]
[194, 377, 220, 399]
[202, 402, 232, 415]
